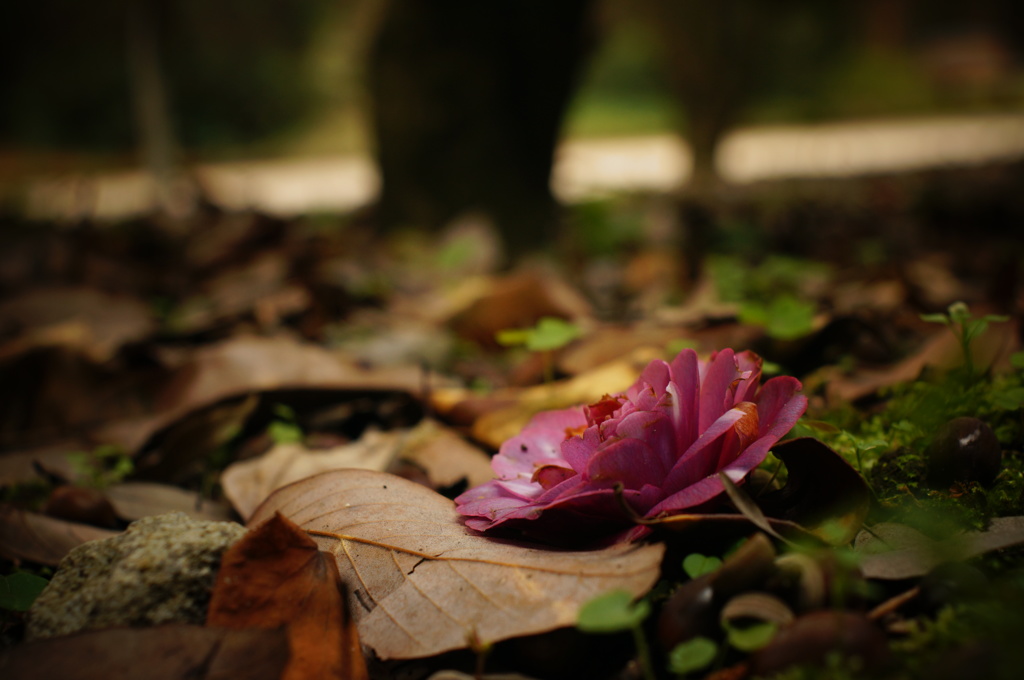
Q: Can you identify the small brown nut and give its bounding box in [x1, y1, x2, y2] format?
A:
[927, 417, 1001, 487]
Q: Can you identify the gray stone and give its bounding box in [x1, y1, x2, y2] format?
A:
[27, 512, 246, 640]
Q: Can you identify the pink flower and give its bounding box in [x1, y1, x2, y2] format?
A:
[455, 348, 807, 544]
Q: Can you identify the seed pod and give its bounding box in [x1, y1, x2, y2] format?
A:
[773, 553, 827, 611]
[927, 417, 1001, 487]
[720, 592, 795, 628]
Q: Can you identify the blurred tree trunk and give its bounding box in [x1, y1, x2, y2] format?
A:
[367, 0, 595, 255]
[126, 0, 195, 221]
[639, 0, 770, 193]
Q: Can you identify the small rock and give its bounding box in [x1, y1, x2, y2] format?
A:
[27, 512, 246, 640]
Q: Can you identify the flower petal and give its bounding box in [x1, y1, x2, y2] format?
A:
[532, 464, 577, 489]
[492, 407, 586, 479]
[585, 437, 660, 489]
[698, 348, 738, 431]
[661, 405, 747, 492]
[755, 376, 806, 436]
[668, 348, 702, 452]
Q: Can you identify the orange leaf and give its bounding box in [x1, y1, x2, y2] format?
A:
[208, 512, 368, 680]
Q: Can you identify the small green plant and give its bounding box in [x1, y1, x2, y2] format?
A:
[67, 444, 133, 489]
[682, 553, 722, 579]
[739, 295, 817, 341]
[722, 620, 778, 652]
[497, 317, 583, 382]
[578, 589, 655, 680]
[708, 255, 826, 341]
[267, 404, 304, 444]
[920, 301, 1009, 380]
[496, 317, 582, 353]
[0, 571, 49, 612]
[668, 636, 718, 676]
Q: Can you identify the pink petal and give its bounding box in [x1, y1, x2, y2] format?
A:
[492, 406, 586, 479]
[733, 351, 763, 403]
[585, 437, 661, 489]
[662, 406, 747, 491]
[668, 348, 701, 452]
[755, 376, 806, 435]
[698, 348, 738, 431]
[532, 464, 577, 489]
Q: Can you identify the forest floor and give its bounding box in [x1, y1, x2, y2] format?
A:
[1, 120, 1024, 680]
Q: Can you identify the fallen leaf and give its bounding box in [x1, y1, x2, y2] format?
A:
[396, 418, 495, 490]
[447, 271, 592, 350]
[156, 334, 432, 416]
[0, 625, 289, 680]
[433, 347, 663, 449]
[105, 481, 234, 522]
[133, 394, 259, 482]
[0, 505, 118, 566]
[208, 512, 368, 680]
[0, 286, 155, 363]
[555, 325, 684, 376]
[173, 252, 309, 333]
[758, 438, 872, 545]
[249, 469, 665, 660]
[814, 319, 1019, 404]
[222, 428, 404, 520]
[857, 516, 1024, 580]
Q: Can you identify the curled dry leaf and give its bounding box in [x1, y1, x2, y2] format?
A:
[0, 625, 288, 680]
[249, 469, 665, 660]
[208, 512, 368, 680]
[758, 438, 872, 545]
[0, 505, 117, 566]
[222, 429, 404, 521]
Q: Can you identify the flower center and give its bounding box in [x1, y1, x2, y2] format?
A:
[585, 394, 626, 427]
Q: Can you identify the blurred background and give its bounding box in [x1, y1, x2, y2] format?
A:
[2, 0, 1024, 248]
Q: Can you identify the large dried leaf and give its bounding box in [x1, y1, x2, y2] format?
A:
[249, 469, 665, 660]
[0, 625, 288, 680]
[222, 429, 404, 520]
[105, 482, 234, 522]
[0, 505, 117, 566]
[208, 512, 368, 680]
[156, 335, 431, 415]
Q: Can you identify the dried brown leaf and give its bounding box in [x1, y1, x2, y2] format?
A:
[222, 430, 403, 520]
[105, 481, 234, 522]
[208, 513, 368, 680]
[0, 286, 154, 363]
[0, 505, 117, 566]
[396, 418, 495, 490]
[0, 625, 289, 680]
[249, 469, 664, 660]
[156, 334, 432, 416]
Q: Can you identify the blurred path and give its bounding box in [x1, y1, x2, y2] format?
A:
[17, 113, 1024, 221]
